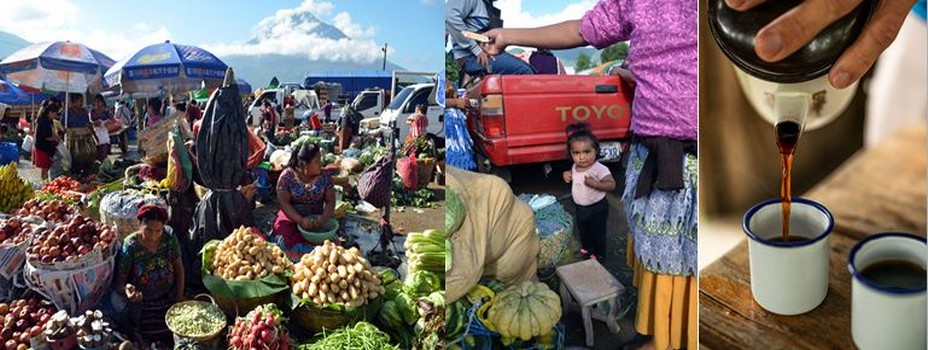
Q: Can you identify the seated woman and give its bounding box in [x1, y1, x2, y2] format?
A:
[114, 205, 184, 346]
[271, 142, 336, 261]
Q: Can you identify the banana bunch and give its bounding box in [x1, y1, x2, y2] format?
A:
[0, 164, 34, 213]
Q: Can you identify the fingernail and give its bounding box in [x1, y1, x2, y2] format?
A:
[725, 0, 744, 9]
[832, 71, 851, 89]
[756, 32, 782, 59]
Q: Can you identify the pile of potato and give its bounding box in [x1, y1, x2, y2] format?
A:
[212, 226, 291, 281]
[291, 240, 385, 307]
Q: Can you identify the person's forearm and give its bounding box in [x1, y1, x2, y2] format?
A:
[319, 190, 336, 223]
[504, 20, 586, 50]
[278, 195, 305, 223]
[588, 179, 616, 192]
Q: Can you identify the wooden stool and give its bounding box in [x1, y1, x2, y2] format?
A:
[556, 259, 625, 347]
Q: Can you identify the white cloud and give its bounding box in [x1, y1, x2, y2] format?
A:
[494, 0, 597, 28]
[294, 0, 334, 17]
[0, 1, 78, 35]
[0, 0, 387, 65]
[0, 2, 173, 62]
[204, 0, 386, 63]
[333, 12, 375, 39]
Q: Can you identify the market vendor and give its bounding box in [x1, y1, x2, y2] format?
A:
[90, 93, 113, 160]
[271, 142, 336, 259]
[64, 93, 98, 173]
[145, 98, 164, 127]
[114, 204, 184, 346]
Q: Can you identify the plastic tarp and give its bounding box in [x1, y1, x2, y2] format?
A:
[188, 69, 254, 291]
[446, 167, 539, 303]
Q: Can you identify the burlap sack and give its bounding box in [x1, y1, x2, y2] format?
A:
[446, 167, 539, 303]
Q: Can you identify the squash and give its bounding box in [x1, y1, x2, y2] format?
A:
[173, 338, 204, 350]
[446, 189, 466, 234]
[486, 281, 562, 343]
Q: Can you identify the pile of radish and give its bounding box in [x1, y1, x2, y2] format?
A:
[228, 304, 290, 350]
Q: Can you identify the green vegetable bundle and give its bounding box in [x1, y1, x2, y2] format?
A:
[405, 229, 446, 281]
[298, 322, 399, 350]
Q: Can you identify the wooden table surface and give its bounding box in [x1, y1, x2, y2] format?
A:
[699, 122, 927, 349]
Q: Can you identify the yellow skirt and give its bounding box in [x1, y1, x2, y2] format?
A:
[628, 238, 697, 350]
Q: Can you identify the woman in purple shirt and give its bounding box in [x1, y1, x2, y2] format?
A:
[481, 1, 696, 349]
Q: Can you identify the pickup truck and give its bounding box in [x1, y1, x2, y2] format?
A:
[348, 88, 390, 119]
[248, 88, 321, 125]
[464, 74, 633, 178]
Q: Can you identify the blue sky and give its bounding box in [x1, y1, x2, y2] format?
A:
[0, 0, 443, 71]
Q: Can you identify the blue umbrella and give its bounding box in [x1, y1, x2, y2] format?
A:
[0, 41, 115, 93]
[104, 41, 228, 94]
[235, 78, 251, 95]
[0, 41, 115, 125]
[0, 79, 30, 105]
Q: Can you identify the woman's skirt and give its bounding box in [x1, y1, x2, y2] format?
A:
[621, 142, 698, 350]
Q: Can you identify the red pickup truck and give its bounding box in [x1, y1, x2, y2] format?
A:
[464, 74, 633, 177]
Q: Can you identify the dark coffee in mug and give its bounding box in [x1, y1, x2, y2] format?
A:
[768, 235, 811, 243]
[860, 259, 927, 290]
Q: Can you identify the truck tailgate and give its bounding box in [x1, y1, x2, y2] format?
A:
[469, 74, 632, 166]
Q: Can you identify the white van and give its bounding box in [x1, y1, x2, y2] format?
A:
[378, 83, 443, 143]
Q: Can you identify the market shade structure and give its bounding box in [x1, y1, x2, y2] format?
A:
[104, 41, 228, 94]
[0, 79, 30, 105]
[0, 41, 115, 125]
[0, 41, 115, 93]
[235, 78, 252, 95]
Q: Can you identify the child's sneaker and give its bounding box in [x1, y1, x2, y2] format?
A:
[575, 249, 591, 260]
[589, 254, 598, 260]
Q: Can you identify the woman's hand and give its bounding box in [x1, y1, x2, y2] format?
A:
[240, 182, 258, 201]
[727, 0, 916, 89]
[299, 216, 318, 231]
[126, 284, 143, 302]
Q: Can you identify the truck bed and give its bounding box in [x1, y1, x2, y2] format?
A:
[466, 74, 633, 167]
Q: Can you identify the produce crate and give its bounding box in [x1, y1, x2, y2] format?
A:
[138, 115, 191, 162]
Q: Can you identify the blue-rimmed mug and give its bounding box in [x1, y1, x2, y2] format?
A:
[743, 197, 834, 315]
[848, 232, 926, 350]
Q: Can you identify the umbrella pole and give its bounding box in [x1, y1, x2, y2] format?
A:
[64, 72, 70, 136]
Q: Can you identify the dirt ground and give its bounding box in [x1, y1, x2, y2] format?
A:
[505, 163, 640, 350]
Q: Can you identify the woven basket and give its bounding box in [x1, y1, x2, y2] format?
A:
[416, 157, 437, 188]
[292, 298, 382, 334]
[212, 292, 283, 318]
[166, 294, 226, 343]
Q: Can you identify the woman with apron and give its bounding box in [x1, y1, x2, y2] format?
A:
[64, 93, 98, 174]
[270, 142, 336, 261]
[114, 205, 184, 347]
